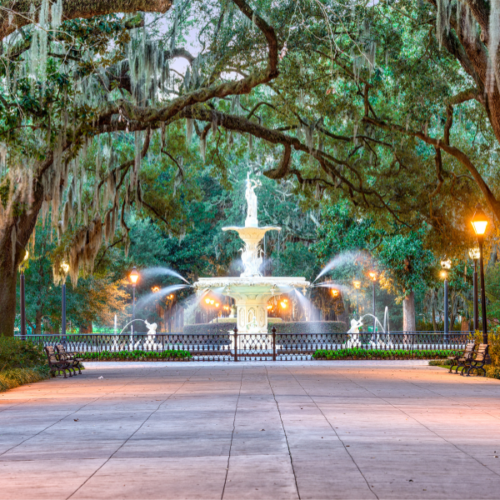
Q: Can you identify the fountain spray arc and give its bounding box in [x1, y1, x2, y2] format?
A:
[194, 174, 310, 334]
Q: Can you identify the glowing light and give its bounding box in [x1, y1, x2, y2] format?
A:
[469, 247, 480, 260]
[205, 298, 211, 305]
[440, 270, 447, 279]
[353, 280, 361, 289]
[331, 289, 339, 298]
[210, 299, 215, 305]
[151, 286, 160, 293]
[267, 305, 273, 310]
[215, 303, 220, 308]
[440, 259, 451, 270]
[169, 294, 174, 299]
[280, 301, 287, 309]
[471, 205, 488, 236]
[368, 271, 377, 281]
[61, 260, 70, 275]
[129, 267, 139, 285]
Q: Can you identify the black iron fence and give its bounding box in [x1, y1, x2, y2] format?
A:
[24, 329, 474, 361]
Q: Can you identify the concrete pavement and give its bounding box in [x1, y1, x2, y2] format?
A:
[1, 362, 500, 499]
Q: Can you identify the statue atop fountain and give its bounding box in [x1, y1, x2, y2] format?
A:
[194, 173, 310, 333]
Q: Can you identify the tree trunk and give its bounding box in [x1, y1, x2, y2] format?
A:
[35, 309, 43, 335]
[0, 185, 43, 336]
[403, 291, 416, 332]
[432, 300, 437, 333]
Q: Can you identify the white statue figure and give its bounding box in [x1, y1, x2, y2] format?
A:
[346, 318, 363, 348]
[144, 320, 158, 348]
[245, 173, 261, 227]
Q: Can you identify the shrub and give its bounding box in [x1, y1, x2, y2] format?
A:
[78, 349, 192, 361]
[0, 337, 47, 371]
[273, 321, 346, 334]
[313, 348, 459, 360]
[0, 366, 50, 392]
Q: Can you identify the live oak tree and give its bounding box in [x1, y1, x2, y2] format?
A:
[2, 0, 500, 337]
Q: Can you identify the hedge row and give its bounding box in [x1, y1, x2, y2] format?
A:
[0, 366, 50, 392]
[313, 348, 459, 360]
[79, 349, 192, 361]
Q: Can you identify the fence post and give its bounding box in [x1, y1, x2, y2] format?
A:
[272, 327, 276, 361]
[233, 327, 238, 362]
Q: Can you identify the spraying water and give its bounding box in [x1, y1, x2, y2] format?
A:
[313, 251, 361, 282]
[182, 287, 225, 324]
[294, 288, 314, 321]
[140, 267, 190, 284]
[134, 284, 190, 310]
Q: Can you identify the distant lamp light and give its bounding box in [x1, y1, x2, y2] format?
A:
[353, 280, 361, 289]
[267, 304, 273, 310]
[280, 301, 287, 309]
[215, 303, 220, 308]
[469, 247, 480, 260]
[61, 260, 70, 277]
[331, 289, 340, 298]
[440, 259, 451, 270]
[151, 286, 160, 293]
[368, 271, 377, 281]
[440, 270, 447, 279]
[129, 266, 139, 285]
[205, 298, 211, 305]
[471, 205, 489, 236]
[210, 299, 215, 305]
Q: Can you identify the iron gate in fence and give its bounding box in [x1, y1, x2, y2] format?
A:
[24, 328, 473, 361]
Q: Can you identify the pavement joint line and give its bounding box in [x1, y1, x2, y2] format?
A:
[265, 366, 301, 500]
[221, 366, 244, 500]
[285, 366, 380, 500]
[0, 372, 144, 459]
[65, 366, 202, 500]
[393, 369, 500, 424]
[337, 369, 500, 480]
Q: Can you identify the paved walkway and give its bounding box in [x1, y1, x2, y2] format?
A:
[1, 362, 500, 500]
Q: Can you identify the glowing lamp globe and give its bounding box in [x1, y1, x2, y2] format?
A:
[61, 260, 70, 275]
[331, 289, 339, 298]
[440, 270, 447, 279]
[471, 206, 488, 236]
[368, 271, 377, 281]
[129, 267, 139, 285]
[205, 298, 211, 305]
[469, 247, 480, 260]
[353, 280, 361, 289]
[440, 259, 451, 270]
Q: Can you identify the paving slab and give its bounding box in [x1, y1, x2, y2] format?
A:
[1, 362, 500, 499]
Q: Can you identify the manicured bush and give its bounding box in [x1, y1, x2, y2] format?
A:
[0, 337, 47, 371]
[0, 366, 50, 392]
[313, 348, 460, 360]
[78, 349, 193, 361]
[183, 323, 233, 336]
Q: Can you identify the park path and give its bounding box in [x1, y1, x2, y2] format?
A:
[1, 362, 500, 499]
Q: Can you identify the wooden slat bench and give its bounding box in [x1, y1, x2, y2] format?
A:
[463, 343, 489, 377]
[44, 346, 72, 378]
[55, 344, 83, 375]
[448, 341, 475, 374]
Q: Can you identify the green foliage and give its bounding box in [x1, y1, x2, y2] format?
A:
[78, 350, 192, 361]
[0, 366, 50, 393]
[0, 337, 47, 371]
[313, 348, 459, 360]
[273, 321, 346, 334]
[378, 231, 435, 299]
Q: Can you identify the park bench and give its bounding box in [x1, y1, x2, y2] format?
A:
[44, 346, 72, 378]
[55, 344, 83, 375]
[463, 343, 489, 377]
[448, 341, 475, 374]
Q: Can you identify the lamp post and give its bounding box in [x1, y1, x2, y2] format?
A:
[60, 260, 70, 342]
[368, 271, 377, 333]
[19, 250, 29, 340]
[468, 247, 480, 332]
[440, 259, 451, 341]
[129, 267, 139, 342]
[471, 205, 489, 345]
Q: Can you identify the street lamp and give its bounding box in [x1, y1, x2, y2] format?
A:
[61, 260, 70, 341]
[471, 205, 489, 344]
[368, 271, 377, 333]
[129, 267, 139, 339]
[440, 259, 451, 340]
[468, 247, 480, 332]
[19, 249, 29, 340]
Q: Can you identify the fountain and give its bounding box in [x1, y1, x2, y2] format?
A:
[193, 173, 310, 333]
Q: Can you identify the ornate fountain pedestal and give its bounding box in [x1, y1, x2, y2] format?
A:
[193, 173, 310, 333]
[194, 277, 309, 333]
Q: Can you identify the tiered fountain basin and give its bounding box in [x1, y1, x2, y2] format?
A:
[194, 277, 310, 334]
